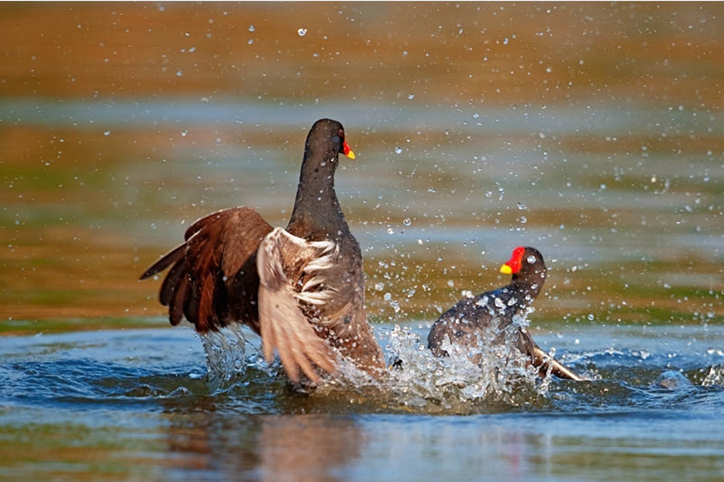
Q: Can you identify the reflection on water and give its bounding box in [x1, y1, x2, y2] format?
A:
[2, 2, 724, 481]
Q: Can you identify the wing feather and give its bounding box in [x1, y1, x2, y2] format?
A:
[140, 207, 273, 332]
[257, 227, 337, 383]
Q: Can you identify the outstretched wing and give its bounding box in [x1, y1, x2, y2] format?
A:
[140, 207, 273, 333]
[517, 328, 584, 381]
[256, 227, 338, 383]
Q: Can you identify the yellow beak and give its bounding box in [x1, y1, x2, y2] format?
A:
[343, 141, 356, 160]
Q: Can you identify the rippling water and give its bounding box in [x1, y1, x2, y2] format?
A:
[3, 322, 724, 481]
[2, 3, 724, 481]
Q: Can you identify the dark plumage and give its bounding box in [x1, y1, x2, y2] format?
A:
[140, 119, 385, 383]
[427, 246, 582, 381]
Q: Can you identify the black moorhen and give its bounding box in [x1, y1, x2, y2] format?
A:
[140, 119, 385, 383]
[427, 246, 582, 381]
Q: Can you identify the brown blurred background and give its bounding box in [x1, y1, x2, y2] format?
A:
[1, 2, 723, 331]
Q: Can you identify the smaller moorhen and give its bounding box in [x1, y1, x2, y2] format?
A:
[427, 246, 582, 381]
[140, 119, 385, 384]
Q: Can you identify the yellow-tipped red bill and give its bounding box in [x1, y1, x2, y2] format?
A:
[343, 141, 356, 159]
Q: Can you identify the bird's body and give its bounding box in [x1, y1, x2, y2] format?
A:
[141, 119, 385, 383]
[428, 246, 582, 381]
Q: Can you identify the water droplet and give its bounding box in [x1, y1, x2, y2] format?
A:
[527, 255, 536, 264]
[103, 130, 110, 136]
[403, 218, 411, 226]
[476, 296, 489, 307]
[387, 227, 394, 235]
[176, 69, 183, 77]
[517, 202, 527, 210]
[248, 25, 255, 32]
[395, 147, 403, 154]
[407, 94, 415, 100]
[297, 28, 307, 37]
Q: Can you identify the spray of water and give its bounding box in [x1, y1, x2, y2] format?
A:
[197, 312, 555, 413]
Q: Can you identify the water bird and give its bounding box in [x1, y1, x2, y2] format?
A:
[140, 119, 386, 384]
[427, 246, 583, 381]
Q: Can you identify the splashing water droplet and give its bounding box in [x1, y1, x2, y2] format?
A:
[297, 28, 307, 37]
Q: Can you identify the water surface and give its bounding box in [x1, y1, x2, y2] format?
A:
[3, 323, 724, 482]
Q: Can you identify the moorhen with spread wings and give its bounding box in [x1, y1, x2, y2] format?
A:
[140, 119, 385, 383]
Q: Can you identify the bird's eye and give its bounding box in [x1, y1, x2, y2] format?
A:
[338, 128, 345, 139]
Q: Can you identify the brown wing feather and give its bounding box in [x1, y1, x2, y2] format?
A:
[140, 207, 273, 333]
[170, 272, 190, 326]
[139, 243, 186, 281]
[159, 259, 185, 306]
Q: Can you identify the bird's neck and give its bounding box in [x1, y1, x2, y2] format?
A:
[509, 276, 544, 306]
[287, 155, 350, 240]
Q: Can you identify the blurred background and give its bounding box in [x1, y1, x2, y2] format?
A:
[1, 2, 723, 333]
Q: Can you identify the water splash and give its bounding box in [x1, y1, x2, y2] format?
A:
[375, 321, 549, 413]
[198, 323, 250, 380]
[702, 365, 724, 387]
[194, 312, 551, 413]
